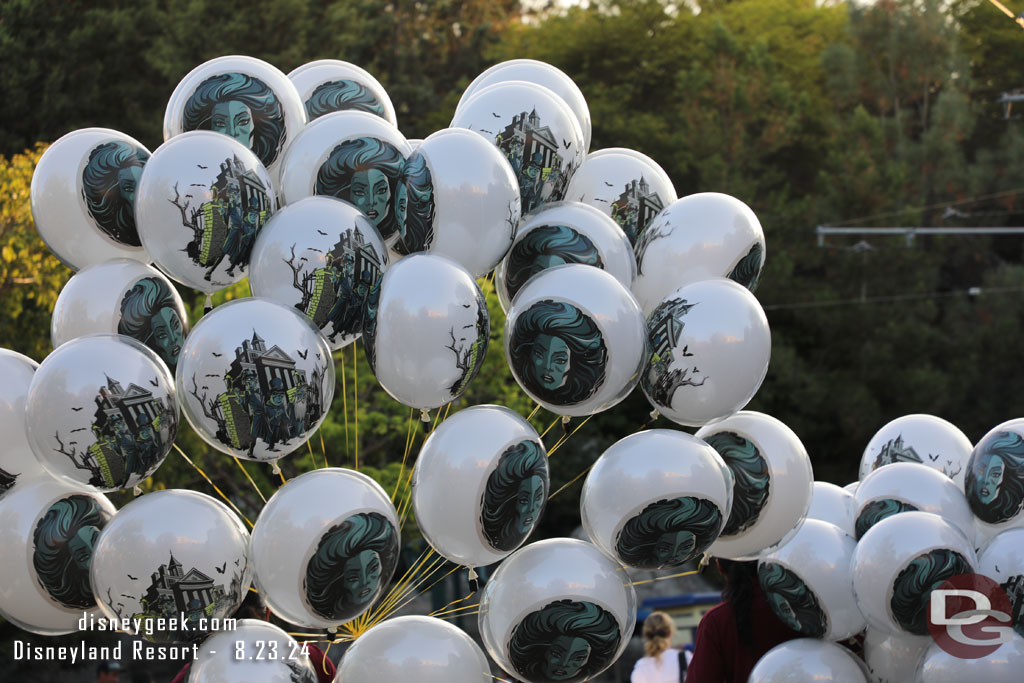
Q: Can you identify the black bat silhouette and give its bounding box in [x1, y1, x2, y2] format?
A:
[462, 303, 471, 308]
[121, 594, 134, 599]
[234, 558, 240, 566]
[69, 441, 78, 446]
[71, 407, 83, 412]
[185, 194, 193, 199]
[148, 377, 159, 387]
[479, 129, 493, 134]
[215, 562, 226, 574]
[71, 428, 87, 433]
[299, 257, 308, 262]
[197, 164, 208, 169]
[603, 181, 614, 187]
[492, 112, 501, 118]
[593, 198, 609, 203]
[317, 229, 328, 236]
[297, 349, 308, 360]
[316, 353, 321, 360]
[201, 386, 209, 390]
[996, 564, 1001, 573]
[190, 183, 205, 187]
[205, 373, 219, 378]
[127, 574, 138, 580]
[310, 248, 324, 254]
[562, 138, 571, 149]
[928, 453, 939, 461]
[212, 352, 223, 357]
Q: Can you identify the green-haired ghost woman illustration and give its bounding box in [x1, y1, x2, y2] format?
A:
[81, 140, 149, 246]
[480, 440, 549, 552]
[855, 499, 919, 540]
[304, 79, 386, 121]
[891, 548, 973, 635]
[393, 151, 435, 256]
[182, 72, 287, 168]
[118, 277, 187, 370]
[757, 562, 827, 637]
[727, 242, 763, 292]
[505, 225, 604, 302]
[32, 494, 111, 609]
[509, 300, 608, 406]
[315, 137, 406, 241]
[703, 431, 770, 537]
[507, 599, 621, 683]
[966, 430, 1024, 525]
[304, 511, 398, 621]
[615, 496, 723, 569]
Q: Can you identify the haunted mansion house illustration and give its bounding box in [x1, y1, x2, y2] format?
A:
[193, 331, 326, 455]
[177, 155, 270, 282]
[872, 435, 923, 468]
[135, 553, 244, 638]
[610, 176, 664, 244]
[1003, 574, 1024, 635]
[495, 108, 571, 213]
[286, 225, 384, 342]
[644, 298, 706, 406]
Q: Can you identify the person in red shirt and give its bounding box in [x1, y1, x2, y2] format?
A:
[684, 560, 801, 683]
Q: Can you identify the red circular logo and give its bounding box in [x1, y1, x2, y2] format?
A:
[926, 572, 1015, 659]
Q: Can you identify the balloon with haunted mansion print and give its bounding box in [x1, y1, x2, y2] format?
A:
[858, 414, 974, 490]
[25, 335, 178, 492]
[249, 197, 388, 351]
[176, 298, 334, 463]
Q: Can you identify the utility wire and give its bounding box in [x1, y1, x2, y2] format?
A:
[825, 188, 1024, 227]
[761, 284, 1024, 311]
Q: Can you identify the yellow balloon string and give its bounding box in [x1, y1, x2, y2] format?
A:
[538, 415, 561, 441]
[548, 463, 594, 501]
[338, 346, 350, 461]
[526, 403, 541, 422]
[321, 640, 333, 677]
[365, 550, 446, 625]
[547, 415, 592, 457]
[232, 457, 266, 504]
[631, 569, 700, 586]
[430, 602, 480, 618]
[353, 339, 359, 470]
[319, 429, 328, 469]
[172, 444, 253, 528]
[428, 587, 479, 617]
[372, 561, 458, 625]
[391, 407, 416, 502]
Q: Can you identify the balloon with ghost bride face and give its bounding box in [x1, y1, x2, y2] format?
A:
[411, 405, 548, 567]
[339, 616, 491, 683]
[0, 349, 47, 500]
[697, 411, 813, 561]
[966, 419, 1024, 536]
[479, 538, 636, 683]
[632, 192, 766, 315]
[190, 619, 319, 683]
[136, 131, 276, 294]
[581, 429, 732, 570]
[248, 196, 389, 351]
[175, 298, 334, 464]
[288, 59, 397, 126]
[859, 414, 973, 490]
[505, 264, 647, 417]
[249, 468, 400, 628]
[854, 462, 974, 542]
[51, 259, 189, 372]
[163, 55, 306, 181]
[0, 478, 116, 635]
[26, 334, 178, 492]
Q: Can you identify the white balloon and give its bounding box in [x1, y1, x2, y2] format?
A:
[390, 128, 521, 276]
[863, 628, 931, 683]
[338, 615, 490, 683]
[248, 196, 389, 350]
[859, 414, 973, 490]
[190, 619, 319, 683]
[458, 59, 592, 150]
[164, 55, 306, 182]
[0, 349, 47, 499]
[581, 429, 730, 569]
[844, 481, 861, 495]
[758, 519, 866, 641]
[30, 128, 150, 270]
[249, 468, 400, 628]
[505, 264, 647, 417]
[91, 489, 252, 643]
[276, 111, 412, 248]
[749, 639, 868, 682]
[137, 131, 276, 293]
[915, 633, 1024, 683]
[852, 511, 978, 636]
[807, 482, 857, 538]
[632, 192, 765, 315]
[288, 58, 397, 127]
[698, 411, 813, 560]
[27, 334, 178, 492]
[563, 150, 676, 246]
[966, 418, 1024, 535]
[643, 278, 770, 427]
[452, 81, 585, 215]
[479, 538, 636, 683]
[51, 258, 190, 371]
[412, 405, 547, 567]
[175, 298, 334, 463]
[362, 254, 488, 410]
[495, 201, 636, 312]
[0, 478, 115, 634]
[977, 528, 1024, 630]
[854, 463, 974, 542]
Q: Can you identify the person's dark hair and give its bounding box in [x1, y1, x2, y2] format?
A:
[304, 511, 398, 619]
[855, 498, 919, 540]
[965, 430, 1024, 524]
[130, 669, 154, 683]
[507, 599, 621, 682]
[393, 151, 435, 256]
[81, 140, 149, 246]
[891, 548, 973, 635]
[702, 431, 770, 536]
[717, 559, 759, 647]
[182, 72, 286, 167]
[504, 224, 604, 300]
[32, 494, 110, 609]
[508, 299, 608, 405]
[314, 137, 406, 240]
[757, 562, 827, 637]
[234, 588, 267, 620]
[615, 497, 722, 569]
[305, 79, 386, 120]
[480, 440, 548, 551]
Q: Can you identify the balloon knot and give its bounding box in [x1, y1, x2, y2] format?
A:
[420, 409, 431, 423]
[327, 625, 338, 635]
[561, 415, 571, 425]
[649, 408, 660, 421]
[468, 567, 479, 592]
[203, 294, 213, 315]
[132, 485, 143, 497]
[271, 462, 282, 476]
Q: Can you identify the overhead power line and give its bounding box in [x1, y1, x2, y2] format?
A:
[761, 285, 1024, 312]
